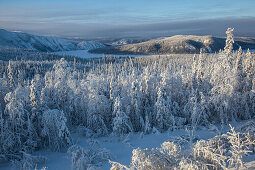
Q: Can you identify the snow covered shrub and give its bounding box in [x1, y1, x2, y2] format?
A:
[227, 125, 253, 169]
[68, 145, 88, 170]
[130, 148, 172, 170]
[111, 125, 255, 170]
[177, 158, 206, 170]
[41, 109, 71, 151]
[193, 124, 255, 169]
[192, 136, 229, 169]
[68, 139, 111, 170]
[12, 152, 46, 170]
[110, 141, 181, 170]
[109, 160, 129, 170]
[86, 139, 111, 165]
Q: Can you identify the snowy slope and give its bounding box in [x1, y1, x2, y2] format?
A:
[90, 35, 255, 54]
[77, 41, 106, 50]
[109, 38, 151, 46]
[0, 29, 106, 52]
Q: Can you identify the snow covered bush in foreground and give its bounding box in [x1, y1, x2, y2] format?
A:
[110, 125, 255, 170]
[68, 139, 111, 170]
[193, 125, 254, 169]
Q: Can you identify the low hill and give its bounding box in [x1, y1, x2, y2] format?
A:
[90, 35, 255, 54]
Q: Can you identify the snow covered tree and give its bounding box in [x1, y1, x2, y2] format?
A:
[224, 28, 234, 56]
[141, 66, 153, 133]
[112, 96, 133, 135]
[30, 80, 39, 110]
[86, 90, 109, 136]
[17, 70, 24, 87]
[87, 112, 108, 137]
[25, 115, 39, 151]
[41, 109, 71, 151]
[196, 50, 205, 87]
[40, 86, 58, 110]
[52, 58, 73, 119]
[2, 90, 29, 158]
[129, 75, 144, 132]
[7, 60, 14, 89]
[210, 28, 237, 123]
[244, 49, 254, 91]
[143, 115, 152, 134]
[233, 46, 244, 93]
[154, 72, 176, 131]
[154, 86, 169, 131]
[184, 89, 209, 128]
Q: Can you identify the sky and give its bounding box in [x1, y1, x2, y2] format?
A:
[0, 0, 255, 39]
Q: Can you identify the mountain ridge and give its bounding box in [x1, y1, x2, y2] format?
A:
[0, 29, 106, 52]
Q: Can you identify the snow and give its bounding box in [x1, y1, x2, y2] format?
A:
[1, 122, 249, 170]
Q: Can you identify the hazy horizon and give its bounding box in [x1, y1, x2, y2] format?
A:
[1, 0, 255, 39]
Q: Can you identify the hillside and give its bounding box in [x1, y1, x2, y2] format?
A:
[0, 29, 105, 52]
[90, 35, 255, 54]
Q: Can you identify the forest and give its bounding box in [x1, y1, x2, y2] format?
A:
[0, 28, 255, 169]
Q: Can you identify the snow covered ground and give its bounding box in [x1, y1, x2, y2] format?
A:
[54, 50, 149, 58]
[0, 121, 252, 170]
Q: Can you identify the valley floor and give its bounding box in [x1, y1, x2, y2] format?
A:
[54, 50, 150, 58]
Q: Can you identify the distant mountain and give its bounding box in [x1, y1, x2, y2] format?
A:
[0, 29, 106, 52]
[90, 35, 255, 55]
[108, 38, 152, 46]
[76, 37, 152, 46]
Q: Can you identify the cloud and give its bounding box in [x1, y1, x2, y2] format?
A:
[1, 0, 255, 38]
[2, 17, 255, 38]
[68, 17, 255, 38]
[99, 17, 255, 37]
